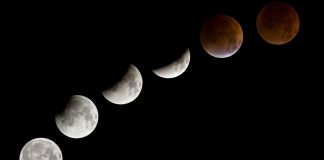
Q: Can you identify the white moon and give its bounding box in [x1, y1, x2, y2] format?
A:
[20, 138, 62, 160]
[152, 48, 190, 78]
[102, 64, 143, 105]
[55, 95, 99, 139]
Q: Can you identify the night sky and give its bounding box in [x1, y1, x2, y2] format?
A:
[3, 0, 309, 159]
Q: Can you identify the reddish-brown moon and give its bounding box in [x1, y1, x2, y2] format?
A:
[256, 1, 300, 45]
[200, 15, 243, 58]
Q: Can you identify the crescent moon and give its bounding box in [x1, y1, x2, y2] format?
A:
[152, 48, 190, 79]
[102, 64, 143, 105]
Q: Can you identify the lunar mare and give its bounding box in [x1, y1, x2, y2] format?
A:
[200, 15, 243, 58]
[20, 138, 62, 160]
[102, 64, 143, 105]
[153, 48, 190, 79]
[55, 95, 98, 139]
[256, 1, 300, 45]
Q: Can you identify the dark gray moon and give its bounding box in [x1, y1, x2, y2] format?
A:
[55, 95, 99, 139]
[102, 64, 143, 105]
[20, 138, 62, 160]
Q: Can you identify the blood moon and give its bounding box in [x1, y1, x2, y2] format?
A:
[256, 1, 300, 45]
[200, 15, 243, 58]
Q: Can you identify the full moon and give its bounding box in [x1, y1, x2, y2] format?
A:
[102, 64, 143, 105]
[152, 48, 190, 79]
[55, 95, 99, 139]
[200, 15, 243, 58]
[256, 1, 300, 45]
[20, 138, 62, 160]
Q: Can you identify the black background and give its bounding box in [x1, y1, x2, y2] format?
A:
[3, 0, 311, 159]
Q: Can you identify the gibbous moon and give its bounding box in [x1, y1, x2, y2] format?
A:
[20, 138, 62, 160]
[256, 1, 300, 45]
[152, 48, 190, 79]
[102, 64, 143, 105]
[200, 15, 243, 58]
[55, 95, 99, 139]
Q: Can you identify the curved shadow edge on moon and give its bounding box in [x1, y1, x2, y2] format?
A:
[200, 15, 243, 58]
[55, 95, 99, 139]
[102, 64, 143, 105]
[20, 138, 62, 160]
[152, 48, 190, 79]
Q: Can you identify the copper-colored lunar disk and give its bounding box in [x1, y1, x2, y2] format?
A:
[200, 15, 243, 58]
[256, 1, 300, 45]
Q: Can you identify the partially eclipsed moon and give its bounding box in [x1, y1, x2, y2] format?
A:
[152, 48, 190, 79]
[102, 64, 143, 105]
[200, 15, 243, 58]
[20, 138, 62, 160]
[55, 95, 99, 139]
[256, 1, 300, 45]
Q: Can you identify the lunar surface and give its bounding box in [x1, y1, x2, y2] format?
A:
[20, 138, 62, 160]
[256, 1, 300, 45]
[102, 64, 143, 105]
[153, 48, 190, 79]
[200, 15, 243, 58]
[55, 95, 98, 139]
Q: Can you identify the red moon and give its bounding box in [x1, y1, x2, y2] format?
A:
[256, 1, 300, 45]
[200, 15, 243, 58]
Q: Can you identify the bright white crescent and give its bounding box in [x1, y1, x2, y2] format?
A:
[20, 138, 62, 160]
[153, 48, 190, 79]
[102, 64, 143, 105]
[55, 95, 99, 139]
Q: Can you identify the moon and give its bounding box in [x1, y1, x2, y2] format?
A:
[102, 64, 143, 105]
[200, 15, 243, 58]
[20, 138, 62, 160]
[152, 48, 190, 79]
[55, 95, 99, 139]
[256, 1, 300, 45]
